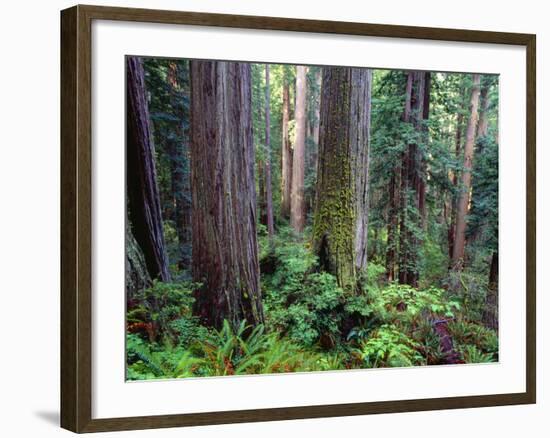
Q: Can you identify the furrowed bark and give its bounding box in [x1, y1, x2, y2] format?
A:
[189, 60, 264, 330]
[452, 74, 481, 269]
[126, 56, 171, 282]
[313, 67, 372, 291]
[281, 71, 292, 218]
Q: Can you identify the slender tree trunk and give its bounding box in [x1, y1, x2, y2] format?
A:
[281, 71, 292, 218]
[258, 159, 266, 224]
[189, 60, 264, 329]
[482, 251, 499, 330]
[452, 74, 481, 269]
[385, 171, 398, 282]
[313, 67, 372, 290]
[448, 108, 464, 261]
[418, 72, 431, 229]
[264, 65, 275, 238]
[313, 68, 322, 147]
[290, 66, 307, 232]
[126, 56, 171, 282]
[398, 71, 426, 287]
[166, 61, 192, 270]
[477, 83, 491, 141]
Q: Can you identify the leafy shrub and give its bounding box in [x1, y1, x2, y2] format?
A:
[128, 280, 198, 343]
[357, 324, 425, 368]
[371, 283, 461, 326]
[448, 320, 498, 360]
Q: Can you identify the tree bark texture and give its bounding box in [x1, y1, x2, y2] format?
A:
[452, 74, 481, 269]
[290, 66, 307, 232]
[281, 72, 292, 218]
[189, 60, 264, 330]
[126, 56, 171, 282]
[313, 67, 372, 290]
[482, 251, 499, 330]
[126, 223, 152, 303]
[264, 65, 275, 238]
[398, 71, 427, 287]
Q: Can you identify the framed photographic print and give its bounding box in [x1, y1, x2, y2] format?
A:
[60, 4, 536, 433]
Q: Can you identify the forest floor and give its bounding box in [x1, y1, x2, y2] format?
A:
[126, 226, 498, 380]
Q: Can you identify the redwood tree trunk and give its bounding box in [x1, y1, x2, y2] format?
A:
[264, 65, 275, 238]
[281, 71, 292, 218]
[126, 56, 171, 282]
[189, 60, 264, 329]
[290, 66, 307, 232]
[448, 109, 464, 262]
[452, 74, 481, 269]
[313, 67, 372, 290]
[398, 71, 426, 287]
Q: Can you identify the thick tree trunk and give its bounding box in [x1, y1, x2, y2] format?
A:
[126, 56, 171, 282]
[126, 223, 152, 303]
[313, 67, 372, 291]
[189, 60, 264, 330]
[281, 72, 292, 218]
[264, 65, 275, 238]
[290, 66, 307, 232]
[452, 74, 481, 269]
[482, 251, 499, 330]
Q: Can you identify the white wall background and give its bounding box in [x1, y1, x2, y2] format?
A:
[0, 0, 545, 436]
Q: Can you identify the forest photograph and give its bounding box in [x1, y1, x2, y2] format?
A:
[125, 55, 499, 381]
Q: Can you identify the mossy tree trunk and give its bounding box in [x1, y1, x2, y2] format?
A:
[189, 60, 264, 330]
[313, 67, 372, 291]
[126, 56, 171, 282]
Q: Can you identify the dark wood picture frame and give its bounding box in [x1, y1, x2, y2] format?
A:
[60, 4, 536, 433]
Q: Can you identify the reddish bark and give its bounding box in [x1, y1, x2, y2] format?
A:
[281, 72, 292, 218]
[452, 74, 481, 269]
[126, 56, 171, 282]
[189, 60, 264, 329]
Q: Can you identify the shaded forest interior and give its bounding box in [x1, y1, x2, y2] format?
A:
[126, 56, 499, 380]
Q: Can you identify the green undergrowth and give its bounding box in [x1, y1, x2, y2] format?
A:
[127, 232, 498, 380]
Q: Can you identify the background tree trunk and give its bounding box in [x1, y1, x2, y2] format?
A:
[313, 67, 372, 290]
[126, 56, 171, 282]
[166, 61, 192, 270]
[189, 60, 264, 330]
[482, 251, 499, 330]
[452, 74, 481, 269]
[398, 71, 426, 287]
[290, 66, 307, 232]
[265, 65, 275, 238]
[281, 71, 292, 218]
